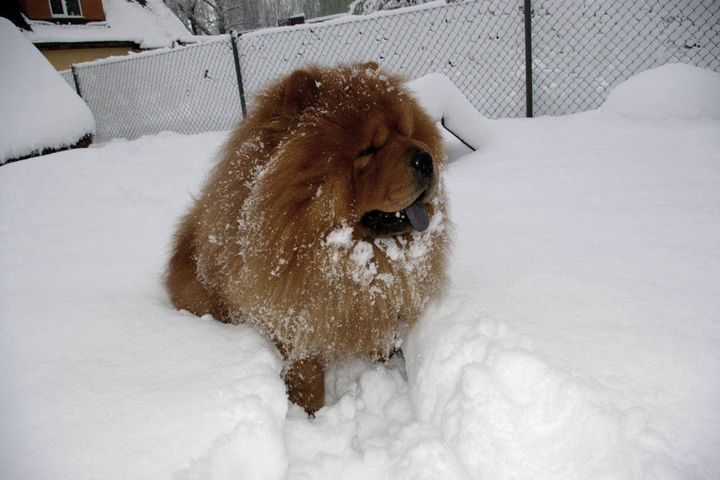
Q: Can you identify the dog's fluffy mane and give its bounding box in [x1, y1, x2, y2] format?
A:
[167, 63, 450, 364]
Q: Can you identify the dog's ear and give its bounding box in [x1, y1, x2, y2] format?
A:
[361, 61, 380, 71]
[282, 68, 320, 112]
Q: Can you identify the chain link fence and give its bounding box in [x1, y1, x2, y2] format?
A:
[62, 0, 720, 143]
[531, 0, 720, 115]
[71, 37, 242, 142]
[239, 1, 526, 118]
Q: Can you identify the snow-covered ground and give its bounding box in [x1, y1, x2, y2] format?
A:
[1, 66, 719, 479]
[0, 18, 95, 164]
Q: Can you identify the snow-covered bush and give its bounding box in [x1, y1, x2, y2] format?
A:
[0, 18, 95, 164]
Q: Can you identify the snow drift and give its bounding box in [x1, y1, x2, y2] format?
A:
[1, 65, 719, 479]
[407, 73, 492, 150]
[602, 63, 720, 120]
[0, 18, 96, 164]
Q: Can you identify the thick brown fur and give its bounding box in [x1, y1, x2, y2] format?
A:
[166, 63, 450, 414]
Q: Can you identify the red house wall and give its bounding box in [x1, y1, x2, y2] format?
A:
[20, 0, 105, 22]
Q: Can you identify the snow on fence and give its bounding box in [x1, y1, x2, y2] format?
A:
[63, 0, 720, 142]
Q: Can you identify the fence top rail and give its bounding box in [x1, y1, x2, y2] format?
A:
[72, 34, 230, 69]
[241, 0, 479, 39]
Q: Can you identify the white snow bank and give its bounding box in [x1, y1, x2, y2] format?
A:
[406, 300, 690, 479]
[407, 73, 492, 151]
[0, 132, 287, 479]
[23, 0, 194, 49]
[437, 113, 720, 479]
[1, 108, 719, 477]
[602, 63, 720, 120]
[0, 18, 95, 164]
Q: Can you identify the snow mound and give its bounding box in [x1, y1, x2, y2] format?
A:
[405, 299, 691, 479]
[602, 63, 720, 120]
[0, 18, 95, 164]
[407, 73, 492, 150]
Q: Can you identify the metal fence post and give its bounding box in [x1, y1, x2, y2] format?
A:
[523, 0, 533, 118]
[229, 30, 247, 117]
[71, 64, 83, 98]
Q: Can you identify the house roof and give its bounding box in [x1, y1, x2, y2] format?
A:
[23, 0, 195, 49]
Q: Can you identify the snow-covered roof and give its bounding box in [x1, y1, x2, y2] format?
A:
[23, 0, 195, 49]
[0, 18, 95, 164]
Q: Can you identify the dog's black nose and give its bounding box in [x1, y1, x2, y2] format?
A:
[410, 150, 433, 177]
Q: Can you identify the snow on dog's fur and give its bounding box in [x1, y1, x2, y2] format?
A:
[166, 63, 450, 413]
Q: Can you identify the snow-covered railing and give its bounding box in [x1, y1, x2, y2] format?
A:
[66, 0, 719, 142]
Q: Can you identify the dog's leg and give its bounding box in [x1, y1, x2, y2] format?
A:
[285, 356, 325, 415]
[166, 212, 218, 318]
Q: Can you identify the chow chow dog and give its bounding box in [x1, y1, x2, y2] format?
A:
[166, 62, 449, 413]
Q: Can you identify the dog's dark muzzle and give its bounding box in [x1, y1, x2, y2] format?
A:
[361, 190, 431, 236]
[360, 150, 435, 236]
[410, 150, 434, 188]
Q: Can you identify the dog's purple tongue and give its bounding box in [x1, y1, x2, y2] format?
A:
[405, 199, 430, 232]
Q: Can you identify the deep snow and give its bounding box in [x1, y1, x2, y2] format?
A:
[1, 65, 719, 479]
[0, 18, 96, 164]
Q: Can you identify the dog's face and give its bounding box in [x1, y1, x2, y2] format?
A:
[290, 64, 443, 239]
[261, 63, 444, 241]
[351, 109, 439, 237]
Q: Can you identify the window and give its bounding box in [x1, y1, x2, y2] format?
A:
[49, 0, 83, 18]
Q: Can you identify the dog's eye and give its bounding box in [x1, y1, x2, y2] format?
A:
[358, 146, 378, 157]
